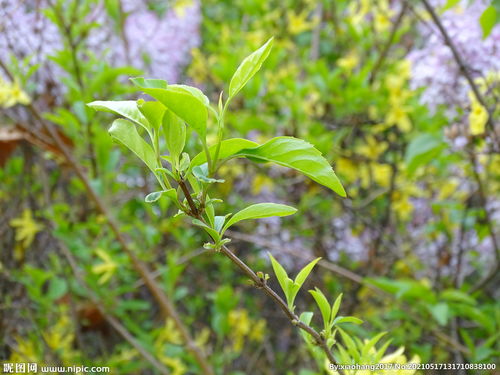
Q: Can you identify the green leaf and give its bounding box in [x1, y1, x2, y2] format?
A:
[333, 316, 363, 325]
[428, 303, 449, 326]
[361, 332, 387, 358]
[338, 328, 361, 362]
[169, 84, 210, 106]
[309, 288, 331, 330]
[87, 100, 150, 133]
[442, 0, 460, 12]
[46, 277, 67, 300]
[145, 189, 177, 203]
[229, 37, 274, 100]
[130, 77, 167, 89]
[294, 258, 321, 289]
[440, 289, 476, 305]
[137, 87, 207, 141]
[138, 100, 165, 131]
[480, 5, 497, 39]
[192, 219, 220, 242]
[405, 133, 444, 175]
[329, 293, 343, 327]
[221, 203, 297, 234]
[108, 119, 157, 173]
[163, 109, 186, 164]
[213, 216, 226, 233]
[192, 164, 225, 184]
[190, 138, 259, 168]
[234, 137, 346, 196]
[268, 253, 290, 298]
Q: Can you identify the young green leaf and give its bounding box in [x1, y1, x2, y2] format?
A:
[309, 288, 331, 331]
[329, 293, 343, 328]
[285, 258, 321, 312]
[137, 86, 207, 141]
[333, 316, 363, 325]
[192, 219, 220, 242]
[87, 100, 151, 133]
[479, 5, 497, 39]
[229, 37, 274, 100]
[294, 257, 321, 289]
[268, 253, 290, 298]
[169, 84, 210, 107]
[221, 203, 297, 234]
[138, 100, 165, 131]
[190, 138, 259, 168]
[192, 164, 225, 184]
[361, 332, 387, 358]
[130, 77, 168, 89]
[338, 328, 361, 362]
[163, 109, 186, 164]
[234, 137, 346, 197]
[145, 188, 177, 203]
[108, 119, 157, 173]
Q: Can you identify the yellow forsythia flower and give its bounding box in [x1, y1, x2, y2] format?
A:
[0, 78, 30, 108]
[91, 248, 118, 284]
[287, 10, 314, 34]
[337, 50, 360, 71]
[468, 92, 488, 135]
[10, 209, 43, 249]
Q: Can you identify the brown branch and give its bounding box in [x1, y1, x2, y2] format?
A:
[219, 245, 344, 373]
[418, 0, 500, 148]
[226, 230, 470, 355]
[369, 2, 408, 84]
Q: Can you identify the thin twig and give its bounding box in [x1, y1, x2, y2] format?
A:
[226, 230, 470, 355]
[418, 0, 500, 148]
[369, 2, 408, 84]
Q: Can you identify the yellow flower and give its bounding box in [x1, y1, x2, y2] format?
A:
[372, 163, 392, 187]
[248, 319, 266, 342]
[348, 0, 370, 29]
[162, 357, 187, 375]
[252, 174, 274, 195]
[10, 209, 43, 249]
[287, 10, 314, 35]
[357, 136, 388, 160]
[468, 92, 488, 136]
[374, 11, 391, 33]
[0, 78, 30, 108]
[173, 0, 194, 17]
[386, 106, 412, 132]
[392, 191, 413, 220]
[336, 158, 358, 182]
[379, 347, 420, 374]
[91, 248, 118, 284]
[228, 309, 251, 352]
[337, 51, 360, 71]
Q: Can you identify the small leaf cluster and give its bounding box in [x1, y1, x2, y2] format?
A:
[89, 37, 345, 251]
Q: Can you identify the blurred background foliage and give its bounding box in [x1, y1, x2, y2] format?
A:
[0, 0, 499, 374]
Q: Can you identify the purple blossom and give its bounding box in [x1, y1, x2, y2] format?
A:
[407, 0, 500, 114]
[0, 0, 201, 88]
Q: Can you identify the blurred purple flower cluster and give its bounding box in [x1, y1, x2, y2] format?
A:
[0, 0, 201, 84]
[407, 0, 500, 114]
